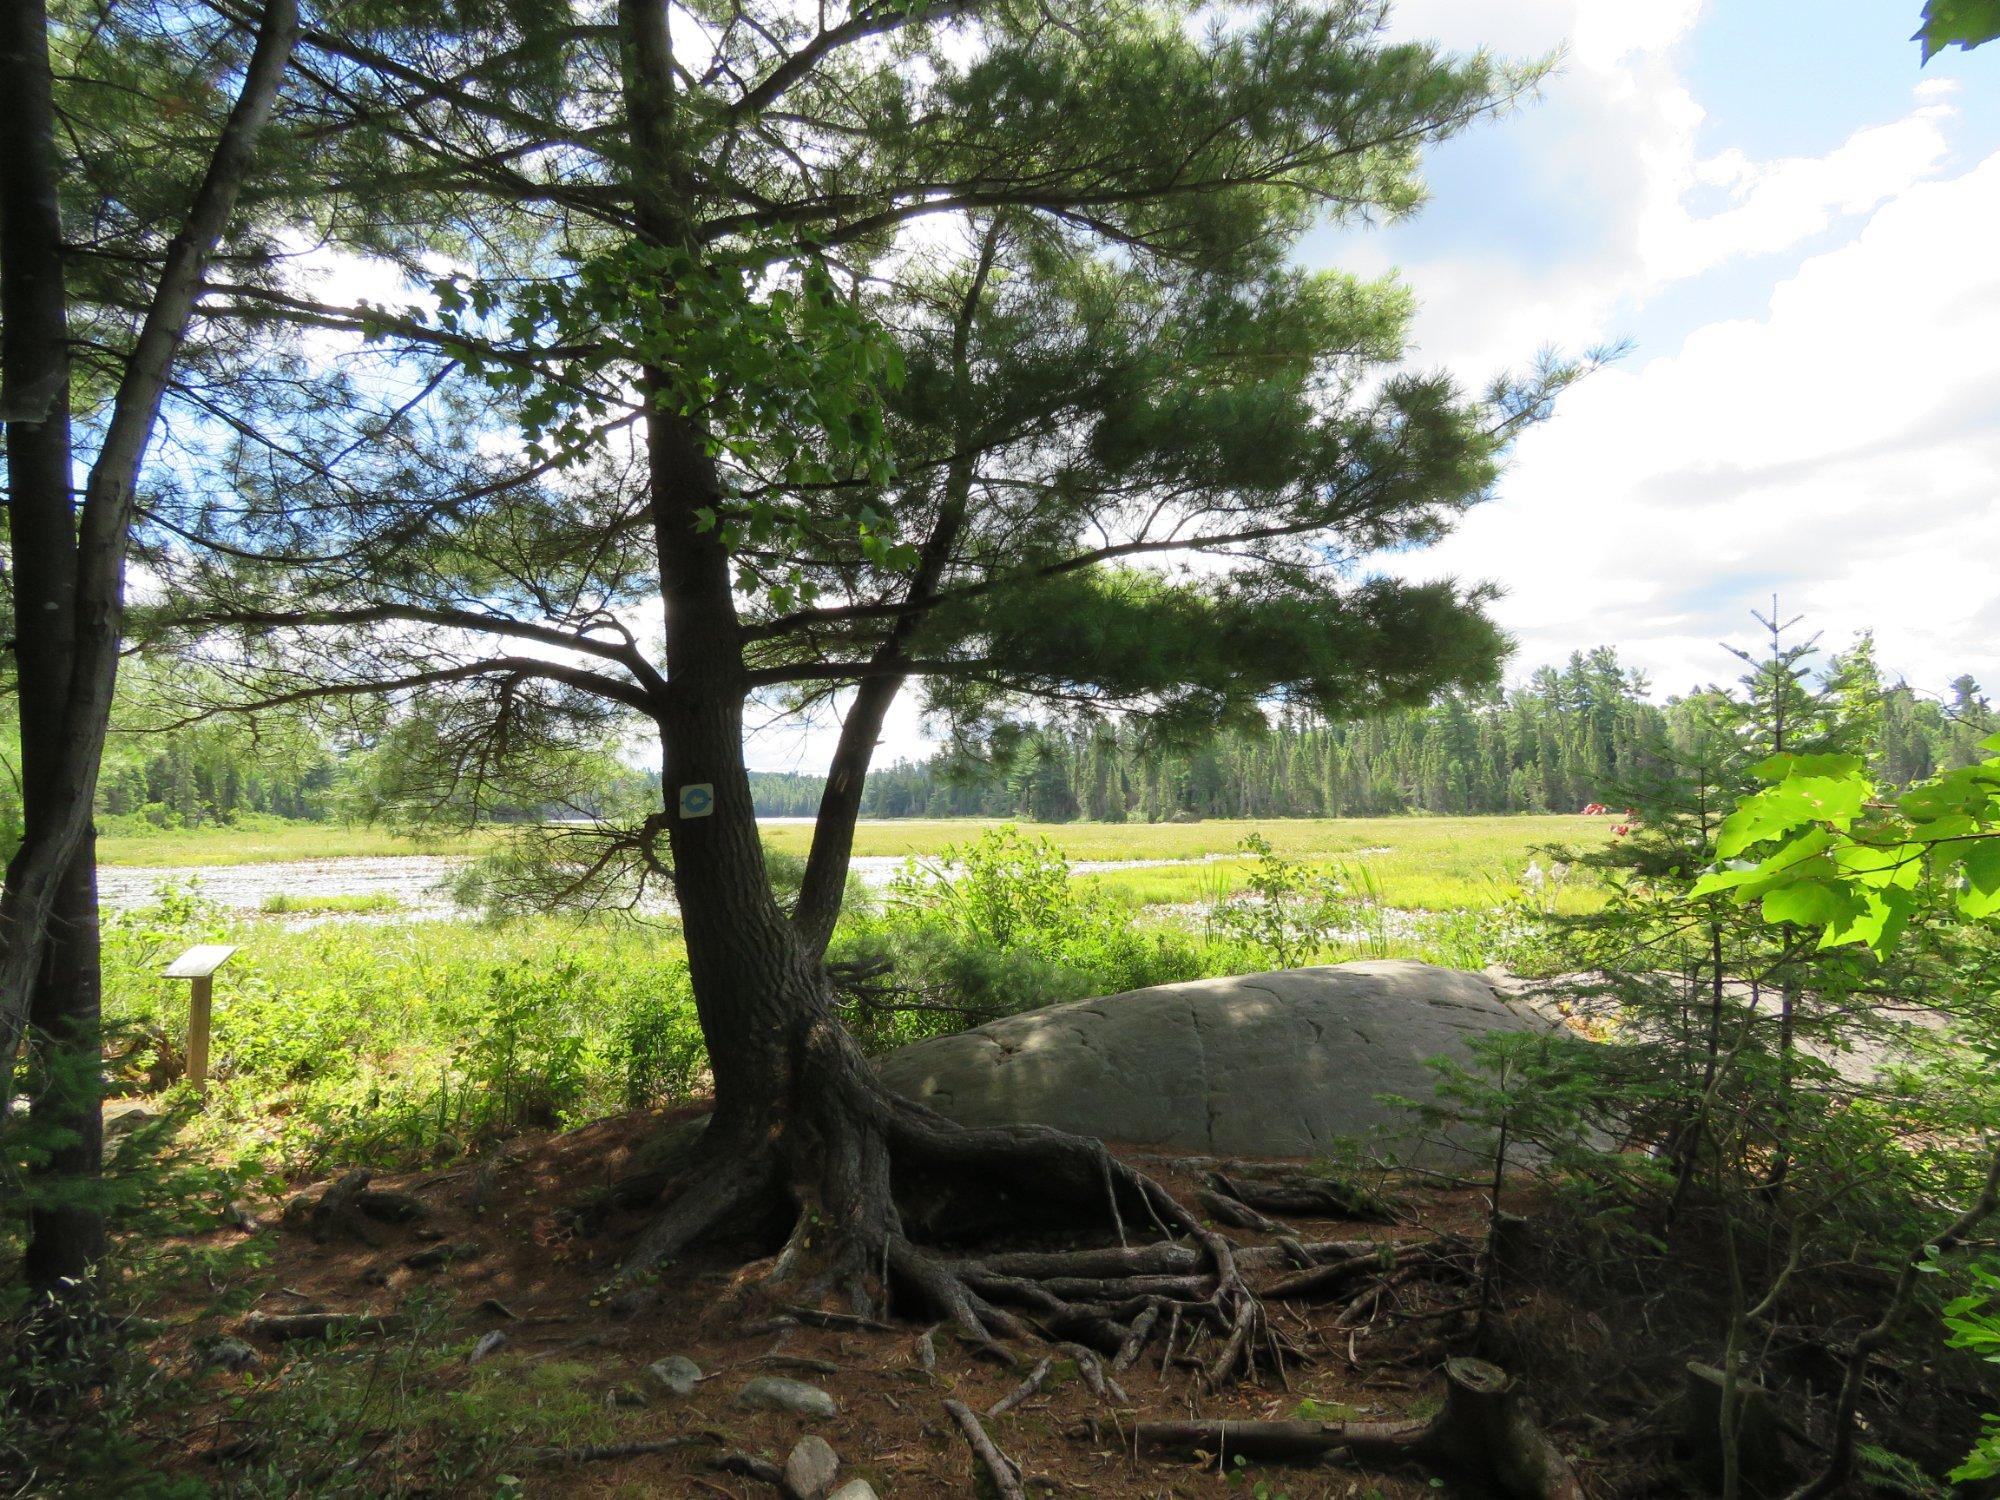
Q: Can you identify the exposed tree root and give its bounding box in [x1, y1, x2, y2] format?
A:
[280, 1169, 429, 1247]
[619, 1142, 779, 1274]
[987, 1356, 1053, 1416]
[1207, 1167, 1399, 1224]
[608, 1087, 1279, 1385]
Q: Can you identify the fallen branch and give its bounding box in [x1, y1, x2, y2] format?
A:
[1132, 1356, 1583, 1500]
[715, 1450, 785, 1485]
[537, 1435, 717, 1466]
[945, 1397, 1028, 1500]
[242, 1311, 407, 1342]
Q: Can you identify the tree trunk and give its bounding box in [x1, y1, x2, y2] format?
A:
[2, 0, 297, 1293]
[22, 847, 106, 1288]
[0, 0, 77, 1116]
[0, 0, 301, 1104]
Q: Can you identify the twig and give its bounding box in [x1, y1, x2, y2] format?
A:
[1788, 1141, 2000, 1500]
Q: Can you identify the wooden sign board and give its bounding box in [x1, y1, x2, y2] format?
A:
[164, 944, 239, 979]
[164, 945, 239, 1093]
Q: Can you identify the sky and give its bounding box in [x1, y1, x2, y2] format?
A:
[759, 2, 2000, 770]
[1312, 0, 2000, 702]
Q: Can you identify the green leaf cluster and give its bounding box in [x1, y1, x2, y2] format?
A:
[1917, 0, 2000, 60]
[1692, 734, 2000, 953]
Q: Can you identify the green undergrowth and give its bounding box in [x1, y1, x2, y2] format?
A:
[101, 887, 700, 1176]
[0, 1285, 644, 1497]
[258, 891, 407, 916]
[93, 826, 1555, 1181]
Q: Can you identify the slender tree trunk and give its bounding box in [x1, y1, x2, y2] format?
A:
[2, 0, 297, 1292]
[2, 0, 107, 1288]
[1668, 916, 1728, 1221]
[0, 0, 300, 1105]
[1765, 982, 1797, 1193]
[0, 2, 78, 1123]
[22, 849, 104, 1286]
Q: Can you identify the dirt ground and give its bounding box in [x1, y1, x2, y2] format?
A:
[144, 1108, 1712, 1497]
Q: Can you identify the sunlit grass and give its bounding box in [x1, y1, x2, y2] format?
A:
[258, 890, 407, 915]
[98, 821, 496, 867]
[99, 812, 1614, 913]
[1084, 859, 1602, 914]
[767, 814, 1614, 911]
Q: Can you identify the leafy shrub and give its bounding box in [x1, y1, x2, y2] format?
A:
[833, 826, 1217, 1042]
[1208, 833, 1356, 967]
[612, 962, 709, 1107]
[887, 825, 1094, 955]
[1936, 1259, 2000, 1481]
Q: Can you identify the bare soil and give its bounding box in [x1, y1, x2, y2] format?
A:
[137, 1106, 1863, 1498]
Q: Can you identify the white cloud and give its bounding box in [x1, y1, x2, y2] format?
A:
[1391, 148, 2000, 698]
[1639, 105, 1955, 282]
[1349, 1, 1956, 379]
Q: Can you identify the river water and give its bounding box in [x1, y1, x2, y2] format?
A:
[96, 848, 1249, 924]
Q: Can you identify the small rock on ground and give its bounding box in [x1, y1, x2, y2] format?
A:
[735, 1375, 838, 1418]
[827, 1483, 879, 1500]
[199, 1337, 263, 1373]
[648, 1354, 703, 1396]
[783, 1434, 840, 1499]
[468, 1330, 507, 1364]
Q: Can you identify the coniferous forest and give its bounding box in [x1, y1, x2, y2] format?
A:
[752, 643, 1998, 821]
[31, 641, 1993, 836]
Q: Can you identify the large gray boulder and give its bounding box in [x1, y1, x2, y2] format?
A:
[876, 960, 1556, 1166]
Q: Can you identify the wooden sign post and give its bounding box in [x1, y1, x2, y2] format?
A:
[163, 944, 239, 1094]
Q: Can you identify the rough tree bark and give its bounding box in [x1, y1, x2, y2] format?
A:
[1, 0, 106, 1286]
[0, 0, 300, 1289]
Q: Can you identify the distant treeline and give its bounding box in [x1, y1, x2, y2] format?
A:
[756, 644, 1997, 822]
[11, 644, 1986, 834]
